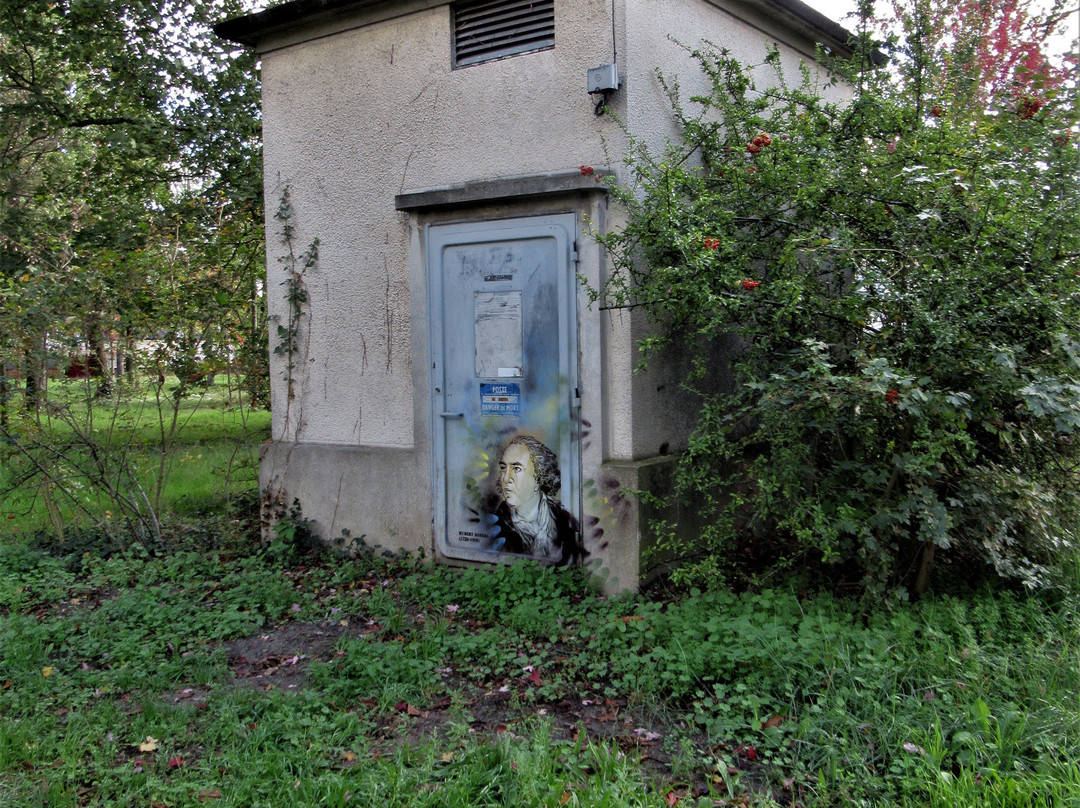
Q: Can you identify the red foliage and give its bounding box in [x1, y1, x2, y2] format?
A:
[882, 0, 1070, 107]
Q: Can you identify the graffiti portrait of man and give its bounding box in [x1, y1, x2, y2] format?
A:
[490, 435, 583, 565]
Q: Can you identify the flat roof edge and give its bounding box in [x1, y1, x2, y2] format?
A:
[214, 0, 383, 47]
[754, 0, 857, 57]
[215, 0, 868, 60]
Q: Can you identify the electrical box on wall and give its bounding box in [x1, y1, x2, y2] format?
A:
[587, 63, 620, 93]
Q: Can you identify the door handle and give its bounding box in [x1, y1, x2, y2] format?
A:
[440, 411, 465, 419]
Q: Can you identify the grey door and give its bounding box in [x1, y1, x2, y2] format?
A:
[428, 214, 580, 565]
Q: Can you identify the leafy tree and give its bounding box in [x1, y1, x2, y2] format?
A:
[596, 0, 1079, 594]
[0, 0, 264, 404]
[0, 0, 266, 542]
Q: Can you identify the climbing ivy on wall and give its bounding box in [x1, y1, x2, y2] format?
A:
[271, 186, 318, 418]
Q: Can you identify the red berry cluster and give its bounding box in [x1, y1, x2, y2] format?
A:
[885, 389, 900, 404]
[746, 132, 772, 154]
[741, 278, 760, 290]
[1017, 97, 1044, 120]
[703, 237, 720, 250]
[579, 164, 603, 183]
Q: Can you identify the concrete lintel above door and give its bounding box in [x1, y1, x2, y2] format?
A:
[395, 168, 616, 213]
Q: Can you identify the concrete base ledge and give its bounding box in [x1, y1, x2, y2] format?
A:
[259, 441, 431, 557]
[595, 455, 700, 588]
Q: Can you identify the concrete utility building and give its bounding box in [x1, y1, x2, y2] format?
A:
[216, 0, 854, 591]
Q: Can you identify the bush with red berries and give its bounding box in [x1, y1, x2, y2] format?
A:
[596, 28, 1079, 595]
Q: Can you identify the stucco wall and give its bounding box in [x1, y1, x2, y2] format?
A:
[259, 0, 630, 448]
[624, 0, 846, 151]
[258, 0, 848, 455]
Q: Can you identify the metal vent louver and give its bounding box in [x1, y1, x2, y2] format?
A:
[453, 0, 554, 67]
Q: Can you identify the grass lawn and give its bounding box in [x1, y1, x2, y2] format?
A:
[1, 534, 1078, 807]
[0, 375, 271, 539]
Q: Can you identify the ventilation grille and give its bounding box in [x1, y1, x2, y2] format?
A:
[453, 0, 554, 67]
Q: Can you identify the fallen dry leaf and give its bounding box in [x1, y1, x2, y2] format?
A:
[196, 790, 222, 801]
[138, 737, 159, 753]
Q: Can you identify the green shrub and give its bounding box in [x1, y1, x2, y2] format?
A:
[596, 33, 1080, 594]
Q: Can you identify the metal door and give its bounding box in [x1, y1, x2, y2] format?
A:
[428, 214, 580, 565]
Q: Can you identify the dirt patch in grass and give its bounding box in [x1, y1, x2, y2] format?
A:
[163, 616, 766, 801]
[145, 553, 783, 804]
[223, 619, 349, 692]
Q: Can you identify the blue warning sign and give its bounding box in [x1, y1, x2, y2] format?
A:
[480, 383, 520, 417]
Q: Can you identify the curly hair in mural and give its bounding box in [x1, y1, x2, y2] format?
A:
[490, 434, 584, 565]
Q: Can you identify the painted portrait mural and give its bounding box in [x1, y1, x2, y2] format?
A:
[487, 434, 583, 564]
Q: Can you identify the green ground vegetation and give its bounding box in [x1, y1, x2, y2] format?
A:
[1, 531, 1078, 807]
[0, 376, 270, 545]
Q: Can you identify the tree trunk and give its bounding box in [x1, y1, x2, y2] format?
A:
[124, 326, 135, 376]
[912, 541, 936, 597]
[0, 363, 8, 429]
[86, 315, 113, 397]
[23, 346, 40, 410]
